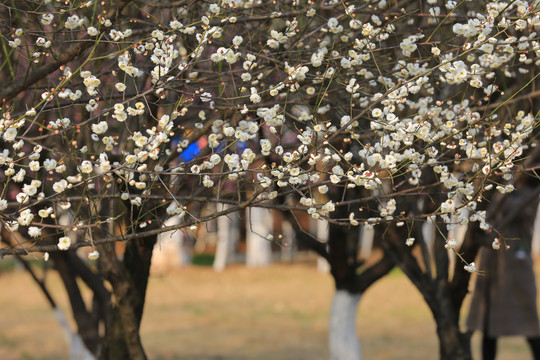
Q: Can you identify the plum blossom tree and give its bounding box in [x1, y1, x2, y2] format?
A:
[1, 0, 540, 359]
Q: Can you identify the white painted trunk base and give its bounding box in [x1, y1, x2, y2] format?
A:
[246, 207, 272, 267]
[152, 216, 186, 274]
[214, 204, 240, 272]
[533, 200, 540, 255]
[54, 307, 96, 360]
[281, 220, 295, 262]
[316, 219, 330, 273]
[359, 226, 374, 259]
[329, 290, 362, 360]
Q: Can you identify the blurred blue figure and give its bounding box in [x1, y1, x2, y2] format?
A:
[175, 136, 246, 163]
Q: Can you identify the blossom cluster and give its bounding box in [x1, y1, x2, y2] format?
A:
[0, 0, 539, 256]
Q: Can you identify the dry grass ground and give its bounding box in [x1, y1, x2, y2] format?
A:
[0, 261, 536, 359]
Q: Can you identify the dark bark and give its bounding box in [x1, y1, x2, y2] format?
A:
[327, 216, 395, 293]
[432, 279, 472, 360]
[15, 205, 156, 359]
[52, 252, 102, 354]
[123, 235, 156, 324]
[324, 195, 395, 360]
[383, 224, 473, 360]
[355, 251, 395, 293]
[383, 225, 432, 295]
[328, 205, 361, 292]
[449, 223, 482, 316]
[1, 226, 107, 355]
[97, 234, 156, 360]
[64, 252, 112, 328]
[1, 229, 58, 308]
[286, 209, 329, 260]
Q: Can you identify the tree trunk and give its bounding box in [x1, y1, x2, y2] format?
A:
[98, 307, 135, 360]
[383, 224, 472, 360]
[359, 226, 374, 259]
[153, 216, 185, 274]
[246, 207, 272, 267]
[53, 307, 96, 360]
[214, 204, 239, 271]
[327, 205, 363, 360]
[315, 218, 330, 273]
[5, 233, 98, 360]
[52, 252, 102, 355]
[281, 219, 295, 262]
[329, 290, 362, 360]
[430, 280, 472, 360]
[98, 235, 156, 360]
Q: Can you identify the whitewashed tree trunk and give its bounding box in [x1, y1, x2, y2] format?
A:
[359, 226, 374, 259]
[152, 216, 185, 274]
[246, 207, 272, 267]
[214, 204, 240, 272]
[316, 218, 330, 273]
[532, 200, 540, 255]
[0, 223, 95, 360]
[54, 307, 96, 360]
[447, 212, 468, 276]
[281, 219, 295, 262]
[329, 290, 362, 360]
[422, 221, 436, 254]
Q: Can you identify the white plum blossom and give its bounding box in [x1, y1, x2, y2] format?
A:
[3, 128, 17, 142]
[250, 88, 261, 104]
[53, 179, 68, 193]
[79, 161, 93, 174]
[232, 36, 243, 46]
[65, 15, 82, 30]
[441, 199, 456, 214]
[57, 237, 71, 250]
[0, 0, 537, 291]
[41, 14, 54, 25]
[87, 27, 99, 36]
[115, 83, 126, 91]
[28, 227, 42, 238]
[444, 238, 457, 250]
[464, 262, 477, 273]
[91, 121, 108, 135]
